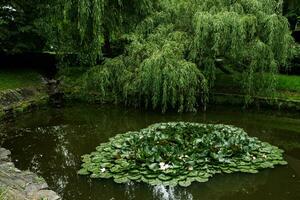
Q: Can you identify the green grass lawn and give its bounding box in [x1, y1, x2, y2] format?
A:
[214, 73, 300, 100]
[277, 74, 300, 93]
[0, 70, 42, 91]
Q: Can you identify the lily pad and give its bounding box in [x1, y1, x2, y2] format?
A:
[114, 177, 129, 184]
[179, 180, 192, 187]
[77, 169, 89, 175]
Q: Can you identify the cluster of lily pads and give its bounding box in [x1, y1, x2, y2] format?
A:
[78, 122, 287, 187]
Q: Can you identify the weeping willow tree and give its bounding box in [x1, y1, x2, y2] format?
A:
[189, 0, 293, 102]
[42, 0, 158, 64]
[73, 24, 208, 112]
[63, 0, 294, 112]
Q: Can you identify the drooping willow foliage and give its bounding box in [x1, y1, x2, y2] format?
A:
[43, 0, 158, 64]
[189, 0, 293, 101]
[71, 25, 208, 112]
[61, 0, 294, 112]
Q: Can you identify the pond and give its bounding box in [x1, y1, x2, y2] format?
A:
[0, 104, 300, 200]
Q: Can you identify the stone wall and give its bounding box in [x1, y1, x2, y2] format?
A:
[0, 148, 60, 200]
[0, 88, 48, 121]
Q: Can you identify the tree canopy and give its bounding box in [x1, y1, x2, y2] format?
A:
[65, 0, 293, 111]
[41, 0, 159, 65]
[0, 0, 46, 53]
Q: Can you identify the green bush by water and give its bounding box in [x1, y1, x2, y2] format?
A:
[78, 122, 287, 187]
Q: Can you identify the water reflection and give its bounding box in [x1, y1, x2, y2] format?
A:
[153, 186, 193, 200]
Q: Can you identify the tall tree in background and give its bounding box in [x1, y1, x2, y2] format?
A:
[0, 0, 46, 53]
[284, 0, 300, 30]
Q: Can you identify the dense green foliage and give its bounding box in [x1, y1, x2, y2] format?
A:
[287, 43, 300, 73]
[284, 0, 300, 29]
[61, 0, 294, 111]
[42, 0, 158, 65]
[78, 122, 287, 186]
[0, 0, 46, 53]
[65, 25, 208, 112]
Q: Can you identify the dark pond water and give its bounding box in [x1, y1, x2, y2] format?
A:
[0, 104, 300, 200]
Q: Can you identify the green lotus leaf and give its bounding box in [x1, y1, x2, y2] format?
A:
[194, 177, 209, 183]
[145, 173, 157, 179]
[77, 169, 89, 175]
[222, 169, 233, 174]
[99, 173, 112, 179]
[141, 176, 151, 183]
[148, 163, 159, 171]
[198, 172, 211, 178]
[158, 174, 172, 181]
[177, 175, 188, 181]
[82, 155, 91, 163]
[120, 161, 131, 168]
[110, 165, 123, 173]
[128, 175, 141, 180]
[112, 174, 123, 179]
[89, 167, 100, 174]
[100, 163, 113, 168]
[179, 180, 192, 187]
[149, 179, 162, 186]
[114, 177, 129, 184]
[188, 171, 198, 177]
[277, 160, 288, 165]
[248, 169, 259, 174]
[167, 179, 178, 187]
[140, 170, 149, 175]
[130, 169, 140, 174]
[259, 163, 274, 169]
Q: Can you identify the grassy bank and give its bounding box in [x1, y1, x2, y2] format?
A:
[0, 69, 48, 121]
[214, 73, 300, 101]
[277, 75, 300, 92]
[0, 69, 42, 91]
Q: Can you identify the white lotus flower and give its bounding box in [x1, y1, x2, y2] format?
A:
[159, 162, 171, 171]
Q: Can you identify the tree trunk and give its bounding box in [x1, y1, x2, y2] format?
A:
[104, 29, 112, 57]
